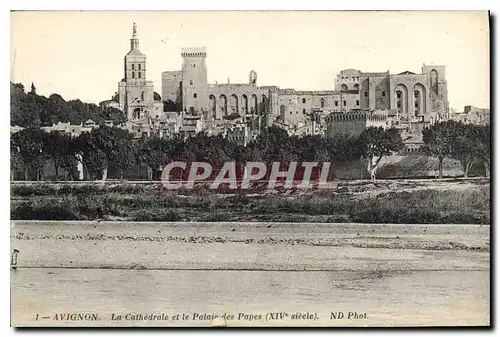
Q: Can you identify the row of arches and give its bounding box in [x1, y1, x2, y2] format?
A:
[208, 94, 268, 118]
[394, 83, 427, 117]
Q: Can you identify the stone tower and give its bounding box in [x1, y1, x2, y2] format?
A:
[181, 48, 208, 113]
[118, 23, 155, 120]
[421, 64, 449, 119]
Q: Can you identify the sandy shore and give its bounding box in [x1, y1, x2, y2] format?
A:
[10, 221, 490, 271]
[10, 221, 490, 327]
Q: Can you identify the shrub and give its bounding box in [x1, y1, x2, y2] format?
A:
[133, 209, 182, 221]
[11, 203, 80, 220]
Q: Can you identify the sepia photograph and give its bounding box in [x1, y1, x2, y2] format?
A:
[9, 10, 490, 327]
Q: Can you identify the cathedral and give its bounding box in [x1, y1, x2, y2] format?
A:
[101, 23, 163, 121]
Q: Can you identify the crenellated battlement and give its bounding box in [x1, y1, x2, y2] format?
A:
[181, 47, 207, 57]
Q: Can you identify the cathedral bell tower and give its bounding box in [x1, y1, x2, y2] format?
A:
[130, 22, 139, 51]
[123, 23, 146, 82]
[117, 23, 155, 121]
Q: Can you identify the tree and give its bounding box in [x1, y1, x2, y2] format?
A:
[473, 125, 491, 177]
[448, 123, 477, 177]
[422, 121, 458, 179]
[77, 129, 121, 181]
[10, 141, 24, 181]
[137, 136, 175, 180]
[10, 81, 127, 128]
[252, 126, 297, 164]
[11, 128, 47, 180]
[59, 137, 80, 181]
[293, 135, 331, 162]
[43, 131, 75, 180]
[331, 134, 363, 180]
[82, 148, 107, 181]
[10, 83, 41, 127]
[111, 129, 137, 180]
[80, 126, 136, 181]
[359, 127, 404, 181]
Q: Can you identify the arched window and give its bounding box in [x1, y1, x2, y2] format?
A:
[230, 94, 239, 114]
[353, 84, 359, 90]
[341, 84, 348, 91]
[242, 94, 248, 114]
[394, 83, 409, 115]
[132, 64, 135, 70]
[251, 94, 258, 114]
[430, 69, 438, 94]
[132, 72, 135, 78]
[219, 95, 228, 116]
[133, 108, 140, 119]
[261, 95, 268, 113]
[320, 98, 325, 108]
[138, 64, 141, 70]
[138, 72, 141, 79]
[414, 83, 427, 116]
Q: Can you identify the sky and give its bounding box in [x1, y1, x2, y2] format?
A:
[10, 10, 490, 110]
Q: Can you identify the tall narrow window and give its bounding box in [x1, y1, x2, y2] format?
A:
[132, 64, 135, 70]
[343, 100, 346, 106]
[132, 72, 135, 78]
[138, 72, 141, 78]
[356, 100, 360, 106]
[321, 98, 325, 108]
[138, 64, 141, 70]
[335, 101, 339, 106]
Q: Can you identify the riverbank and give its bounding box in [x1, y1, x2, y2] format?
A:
[10, 221, 490, 327]
[11, 221, 490, 271]
[10, 178, 490, 224]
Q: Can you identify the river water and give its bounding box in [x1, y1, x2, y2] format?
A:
[11, 268, 489, 327]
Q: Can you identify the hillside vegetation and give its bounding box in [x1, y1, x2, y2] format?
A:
[10, 82, 125, 127]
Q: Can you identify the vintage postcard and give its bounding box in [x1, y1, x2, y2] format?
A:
[10, 10, 490, 327]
